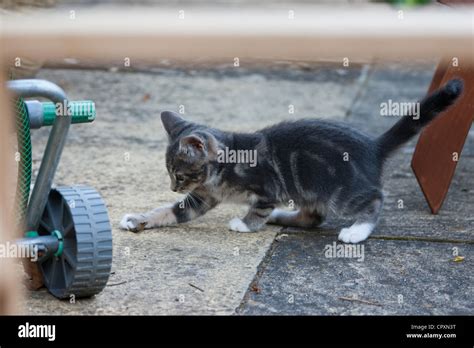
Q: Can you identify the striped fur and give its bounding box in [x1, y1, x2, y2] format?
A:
[120, 79, 463, 243]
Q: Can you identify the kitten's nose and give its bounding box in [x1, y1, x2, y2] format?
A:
[171, 186, 177, 192]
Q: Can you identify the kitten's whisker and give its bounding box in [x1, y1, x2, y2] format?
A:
[188, 192, 199, 210]
[183, 194, 192, 210]
[190, 192, 211, 209]
[185, 195, 193, 210]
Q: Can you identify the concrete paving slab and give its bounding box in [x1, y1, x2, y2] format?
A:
[344, 62, 473, 242]
[239, 233, 473, 315]
[251, 62, 474, 243]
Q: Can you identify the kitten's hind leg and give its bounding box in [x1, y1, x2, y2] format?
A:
[267, 208, 325, 228]
[338, 194, 383, 244]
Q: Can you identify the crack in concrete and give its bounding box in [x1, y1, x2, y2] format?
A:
[344, 62, 373, 119]
[234, 229, 284, 315]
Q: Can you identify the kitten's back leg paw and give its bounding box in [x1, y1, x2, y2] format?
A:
[338, 223, 374, 244]
[339, 193, 382, 243]
[228, 217, 252, 233]
[120, 213, 148, 233]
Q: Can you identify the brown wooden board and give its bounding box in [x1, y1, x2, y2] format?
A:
[411, 64, 474, 214]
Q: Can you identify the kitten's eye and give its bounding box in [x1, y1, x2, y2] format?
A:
[175, 174, 185, 183]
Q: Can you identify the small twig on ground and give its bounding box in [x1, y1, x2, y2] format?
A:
[339, 296, 382, 307]
[107, 281, 128, 287]
[188, 283, 204, 292]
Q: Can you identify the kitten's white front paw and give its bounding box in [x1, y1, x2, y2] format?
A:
[229, 217, 251, 233]
[338, 223, 374, 244]
[120, 213, 148, 232]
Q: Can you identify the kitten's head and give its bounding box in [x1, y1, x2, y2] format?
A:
[161, 111, 219, 193]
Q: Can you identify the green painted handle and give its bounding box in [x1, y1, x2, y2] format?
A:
[42, 101, 96, 125]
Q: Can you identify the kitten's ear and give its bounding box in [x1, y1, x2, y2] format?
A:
[179, 135, 205, 157]
[179, 133, 218, 159]
[161, 111, 187, 137]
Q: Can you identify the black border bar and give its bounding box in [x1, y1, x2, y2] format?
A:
[0, 315, 472, 346]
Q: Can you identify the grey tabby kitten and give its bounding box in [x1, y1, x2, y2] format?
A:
[121, 79, 463, 243]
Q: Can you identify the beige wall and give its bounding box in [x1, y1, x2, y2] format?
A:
[0, 55, 20, 314]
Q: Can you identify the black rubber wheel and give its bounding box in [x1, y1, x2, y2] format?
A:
[37, 186, 113, 299]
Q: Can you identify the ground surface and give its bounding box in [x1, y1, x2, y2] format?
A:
[18, 59, 473, 315]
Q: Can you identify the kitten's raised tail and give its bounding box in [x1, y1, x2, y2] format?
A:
[376, 78, 464, 158]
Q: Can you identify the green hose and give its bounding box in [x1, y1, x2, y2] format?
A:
[13, 98, 95, 229]
[14, 98, 32, 228]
